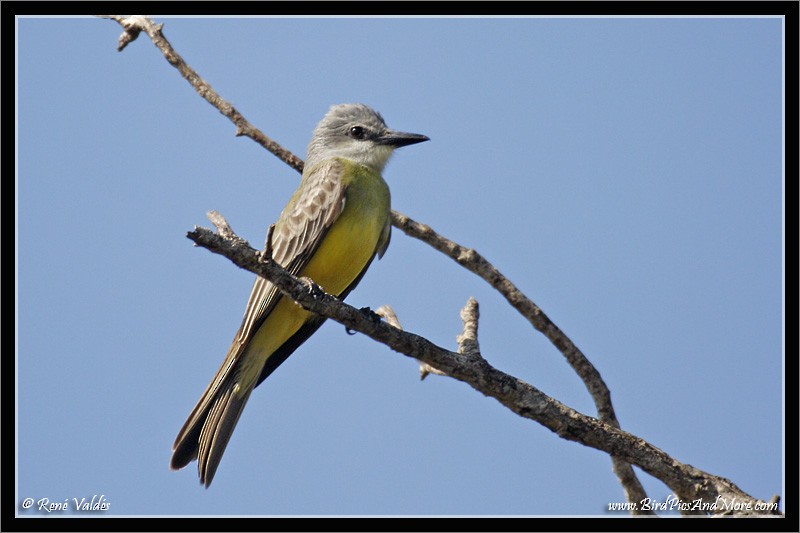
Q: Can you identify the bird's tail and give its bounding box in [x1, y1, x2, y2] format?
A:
[170, 371, 253, 487]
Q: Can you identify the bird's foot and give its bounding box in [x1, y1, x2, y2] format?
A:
[299, 277, 326, 300]
[345, 306, 382, 336]
[359, 306, 383, 325]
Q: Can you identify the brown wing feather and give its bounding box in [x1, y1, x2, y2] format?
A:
[170, 159, 349, 479]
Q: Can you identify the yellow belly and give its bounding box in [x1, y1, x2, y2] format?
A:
[237, 160, 390, 384]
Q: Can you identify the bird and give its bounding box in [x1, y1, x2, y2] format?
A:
[170, 103, 429, 487]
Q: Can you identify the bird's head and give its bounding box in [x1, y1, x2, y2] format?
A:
[306, 103, 429, 172]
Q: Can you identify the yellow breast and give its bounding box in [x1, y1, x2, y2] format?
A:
[300, 159, 390, 295]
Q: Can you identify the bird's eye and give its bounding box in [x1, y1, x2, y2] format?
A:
[349, 126, 366, 139]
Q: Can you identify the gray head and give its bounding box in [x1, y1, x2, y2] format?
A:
[305, 103, 429, 172]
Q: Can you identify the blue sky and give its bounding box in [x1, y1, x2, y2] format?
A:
[16, 16, 784, 517]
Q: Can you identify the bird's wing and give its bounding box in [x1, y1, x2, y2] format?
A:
[235, 158, 348, 345]
[171, 159, 348, 463]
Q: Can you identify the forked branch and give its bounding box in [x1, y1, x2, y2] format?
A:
[101, 15, 781, 516]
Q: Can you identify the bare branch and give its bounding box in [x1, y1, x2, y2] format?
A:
[206, 210, 238, 240]
[96, 12, 648, 509]
[456, 297, 481, 359]
[100, 15, 304, 172]
[390, 213, 614, 417]
[99, 16, 781, 515]
[186, 223, 781, 517]
[389, 210, 654, 510]
[418, 362, 446, 380]
[99, 14, 645, 468]
[374, 305, 402, 330]
[419, 297, 484, 380]
[374, 304, 446, 380]
[97, 15, 143, 51]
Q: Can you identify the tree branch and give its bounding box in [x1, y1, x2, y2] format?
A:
[98, 15, 303, 172]
[100, 15, 781, 516]
[187, 220, 781, 517]
[389, 211, 654, 512]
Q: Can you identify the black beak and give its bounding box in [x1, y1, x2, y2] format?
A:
[377, 130, 430, 148]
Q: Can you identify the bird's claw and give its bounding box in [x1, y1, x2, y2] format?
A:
[360, 306, 383, 324]
[344, 307, 381, 335]
[299, 277, 325, 300]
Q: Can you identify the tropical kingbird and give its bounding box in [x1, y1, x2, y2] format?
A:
[170, 103, 429, 487]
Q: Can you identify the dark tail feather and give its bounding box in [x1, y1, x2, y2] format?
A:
[197, 382, 251, 487]
[170, 317, 331, 485]
[170, 377, 252, 488]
